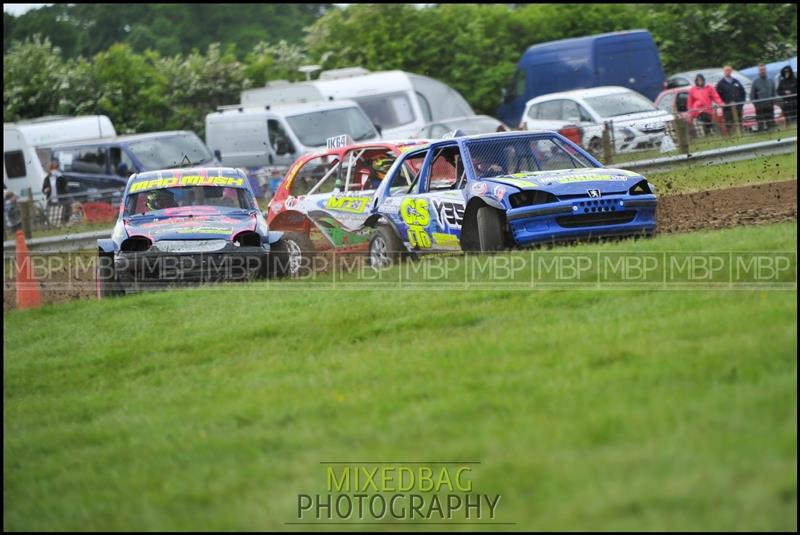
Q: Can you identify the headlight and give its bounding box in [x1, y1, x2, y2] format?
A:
[508, 190, 558, 208]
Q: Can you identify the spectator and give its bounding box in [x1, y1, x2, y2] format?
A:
[715, 65, 746, 134]
[4, 191, 22, 236]
[687, 74, 724, 136]
[777, 65, 797, 125]
[41, 158, 71, 224]
[751, 63, 777, 132]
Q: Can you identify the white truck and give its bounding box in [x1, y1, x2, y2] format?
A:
[240, 67, 475, 139]
[205, 99, 380, 170]
[4, 115, 116, 200]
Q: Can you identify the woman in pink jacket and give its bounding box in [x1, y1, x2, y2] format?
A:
[687, 73, 724, 136]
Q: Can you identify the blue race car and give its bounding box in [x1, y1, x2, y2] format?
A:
[365, 130, 657, 265]
[96, 167, 287, 296]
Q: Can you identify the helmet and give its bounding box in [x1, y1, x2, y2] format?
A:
[146, 189, 175, 210]
[370, 157, 393, 179]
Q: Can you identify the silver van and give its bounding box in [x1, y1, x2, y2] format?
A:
[205, 99, 380, 170]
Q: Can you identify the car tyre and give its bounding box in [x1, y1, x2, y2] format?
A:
[282, 231, 317, 277]
[476, 206, 506, 252]
[369, 225, 404, 268]
[96, 254, 122, 298]
[268, 239, 291, 279]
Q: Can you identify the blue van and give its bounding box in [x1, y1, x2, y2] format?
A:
[497, 30, 665, 127]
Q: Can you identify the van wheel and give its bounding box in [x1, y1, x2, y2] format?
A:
[282, 231, 317, 277]
[369, 225, 404, 268]
[476, 206, 506, 252]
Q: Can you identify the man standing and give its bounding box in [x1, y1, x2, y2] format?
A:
[41, 159, 70, 224]
[777, 65, 797, 125]
[715, 65, 746, 134]
[751, 63, 777, 132]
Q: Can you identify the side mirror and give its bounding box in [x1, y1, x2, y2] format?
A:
[373, 124, 383, 137]
[213, 149, 222, 162]
[275, 139, 290, 156]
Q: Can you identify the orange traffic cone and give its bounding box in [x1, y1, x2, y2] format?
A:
[16, 230, 42, 309]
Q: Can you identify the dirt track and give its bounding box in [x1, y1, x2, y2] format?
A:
[4, 179, 797, 311]
[657, 179, 797, 234]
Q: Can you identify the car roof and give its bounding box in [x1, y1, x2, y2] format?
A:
[403, 130, 561, 152]
[525, 86, 636, 106]
[52, 130, 195, 149]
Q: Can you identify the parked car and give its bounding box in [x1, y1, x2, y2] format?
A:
[241, 68, 475, 139]
[497, 30, 665, 127]
[96, 167, 288, 296]
[3, 115, 116, 200]
[364, 130, 657, 264]
[413, 115, 508, 138]
[520, 86, 674, 157]
[737, 56, 796, 83]
[665, 68, 752, 95]
[205, 99, 380, 170]
[267, 135, 429, 275]
[50, 131, 217, 202]
[655, 87, 785, 134]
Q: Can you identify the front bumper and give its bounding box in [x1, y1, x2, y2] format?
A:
[115, 243, 269, 286]
[506, 194, 657, 245]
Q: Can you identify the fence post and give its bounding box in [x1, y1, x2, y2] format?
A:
[20, 201, 32, 240]
[602, 121, 613, 165]
[731, 104, 741, 136]
[674, 116, 690, 155]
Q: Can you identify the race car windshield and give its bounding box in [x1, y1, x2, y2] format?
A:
[584, 93, 659, 118]
[124, 186, 255, 216]
[287, 108, 376, 147]
[466, 135, 596, 179]
[128, 133, 214, 171]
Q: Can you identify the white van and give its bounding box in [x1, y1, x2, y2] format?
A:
[240, 68, 475, 139]
[4, 115, 116, 199]
[205, 99, 380, 170]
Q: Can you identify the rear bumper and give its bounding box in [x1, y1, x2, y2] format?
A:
[506, 195, 657, 245]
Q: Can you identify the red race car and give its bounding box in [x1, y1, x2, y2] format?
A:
[266, 135, 429, 275]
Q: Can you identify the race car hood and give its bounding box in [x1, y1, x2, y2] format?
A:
[483, 167, 647, 195]
[123, 208, 258, 242]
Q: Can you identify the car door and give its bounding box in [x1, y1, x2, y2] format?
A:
[391, 143, 466, 252]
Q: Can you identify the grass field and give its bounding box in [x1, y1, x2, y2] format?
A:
[3, 222, 797, 531]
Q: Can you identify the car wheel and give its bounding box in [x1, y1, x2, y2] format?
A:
[587, 137, 603, 159]
[282, 231, 316, 277]
[476, 206, 506, 252]
[269, 239, 290, 279]
[96, 254, 122, 298]
[369, 225, 403, 268]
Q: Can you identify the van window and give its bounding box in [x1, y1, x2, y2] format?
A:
[110, 147, 135, 177]
[508, 68, 526, 100]
[286, 108, 375, 148]
[129, 133, 213, 171]
[4, 151, 26, 179]
[61, 147, 107, 174]
[416, 92, 433, 123]
[354, 93, 415, 129]
[268, 119, 295, 154]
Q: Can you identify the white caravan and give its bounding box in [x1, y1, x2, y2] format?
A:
[240, 68, 475, 139]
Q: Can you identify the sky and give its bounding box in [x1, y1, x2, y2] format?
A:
[3, 3, 50, 15]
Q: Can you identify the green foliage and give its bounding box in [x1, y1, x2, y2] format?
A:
[3, 4, 797, 133]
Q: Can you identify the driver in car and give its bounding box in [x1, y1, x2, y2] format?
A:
[146, 189, 178, 211]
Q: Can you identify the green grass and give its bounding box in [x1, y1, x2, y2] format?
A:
[646, 151, 797, 195]
[4, 223, 797, 531]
